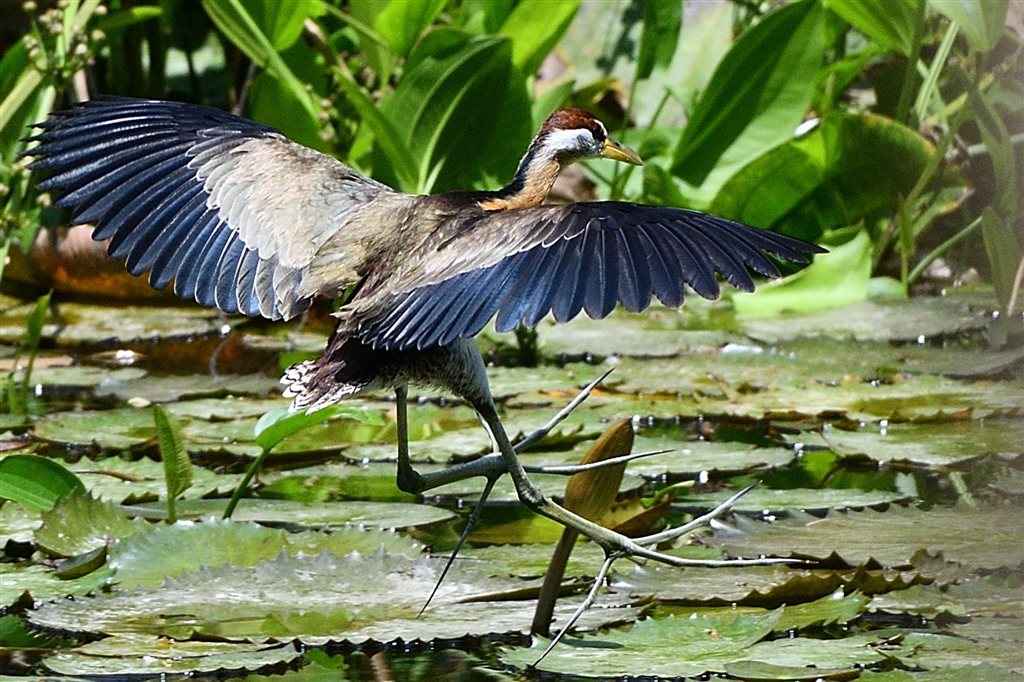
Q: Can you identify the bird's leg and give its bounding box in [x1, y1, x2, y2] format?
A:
[392, 371, 611, 495]
[474, 400, 794, 568]
[394, 384, 426, 494]
[418, 471, 501, 616]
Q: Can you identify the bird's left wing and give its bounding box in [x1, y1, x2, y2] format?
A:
[25, 97, 392, 320]
[353, 202, 824, 351]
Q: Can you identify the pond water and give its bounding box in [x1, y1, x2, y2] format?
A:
[1, 290, 1021, 680]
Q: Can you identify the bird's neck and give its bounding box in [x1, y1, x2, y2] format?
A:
[479, 139, 562, 211]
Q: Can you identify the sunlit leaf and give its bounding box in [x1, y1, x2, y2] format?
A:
[637, 0, 682, 79]
[713, 506, 1023, 571]
[730, 231, 870, 316]
[29, 551, 636, 643]
[928, 0, 1008, 53]
[672, 0, 824, 192]
[35, 493, 146, 557]
[503, 610, 786, 677]
[825, 0, 920, 56]
[108, 518, 422, 590]
[374, 0, 445, 57]
[0, 454, 85, 512]
[43, 636, 300, 677]
[712, 112, 947, 242]
[499, 0, 580, 77]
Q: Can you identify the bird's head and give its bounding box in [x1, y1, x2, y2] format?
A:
[534, 108, 643, 167]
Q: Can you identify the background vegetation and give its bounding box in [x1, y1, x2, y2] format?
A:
[0, 0, 1021, 679]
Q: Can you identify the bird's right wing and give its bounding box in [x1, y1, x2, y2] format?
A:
[25, 97, 392, 320]
[353, 202, 825, 350]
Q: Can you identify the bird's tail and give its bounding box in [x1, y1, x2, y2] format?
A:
[280, 333, 378, 413]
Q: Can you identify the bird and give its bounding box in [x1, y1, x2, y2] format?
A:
[25, 97, 824, 564]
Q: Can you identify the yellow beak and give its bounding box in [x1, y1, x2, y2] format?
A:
[600, 137, 643, 166]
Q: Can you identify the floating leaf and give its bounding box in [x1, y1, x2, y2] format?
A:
[713, 506, 1023, 571]
[29, 550, 637, 643]
[43, 636, 300, 677]
[35, 493, 146, 557]
[108, 518, 422, 590]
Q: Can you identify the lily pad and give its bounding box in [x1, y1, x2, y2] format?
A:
[43, 636, 300, 676]
[128, 498, 456, 530]
[29, 550, 638, 644]
[108, 518, 423, 590]
[1, 560, 111, 605]
[737, 299, 987, 344]
[674, 487, 910, 515]
[72, 456, 245, 503]
[619, 563, 926, 606]
[791, 420, 1024, 466]
[869, 574, 1024, 619]
[501, 611, 890, 678]
[713, 505, 1024, 571]
[35, 493, 148, 557]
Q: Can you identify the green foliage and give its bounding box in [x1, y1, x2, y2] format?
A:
[2, 292, 52, 416]
[0, 454, 86, 512]
[153, 405, 193, 523]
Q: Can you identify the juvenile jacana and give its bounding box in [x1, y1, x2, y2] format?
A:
[25, 98, 823, 564]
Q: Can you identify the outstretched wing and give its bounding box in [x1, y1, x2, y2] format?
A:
[354, 202, 824, 350]
[25, 97, 392, 320]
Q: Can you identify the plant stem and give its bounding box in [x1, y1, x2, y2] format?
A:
[907, 214, 982, 285]
[223, 448, 270, 519]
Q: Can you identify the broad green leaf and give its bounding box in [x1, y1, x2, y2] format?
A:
[503, 610, 785, 678]
[153, 405, 193, 517]
[499, 0, 580, 77]
[672, 0, 824, 195]
[714, 506, 1023, 572]
[929, 0, 1008, 52]
[29, 551, 635, 643]
[335, 70, 419, 191]
[374, 0, 446, 57]
[254, 404, 384, 452]
[731, 231, 870, 316]
[825, 0, 920, 56]
[379, 34, 532, 192]
[246, 0, 323, 51]
[0, 455, 85, 512]
[637, 0, 682, 79]
[35, 493, 145, 557]
[980, 208, 1023, 312]
[201, 0, 318, 119]
[711, 112, 944, 241]
[43, 637, 301, 677]
[108, 518, 422, 590]
[0, 37, 54, 162]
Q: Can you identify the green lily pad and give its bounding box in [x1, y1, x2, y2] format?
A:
[43, 636, 300, 676]
[675, 487, 910, 515]
[128, 498, 456, 530]
[713, 505, 1023, 571]
[1, 562, 111, 605]
[620, 563, 926, 606]
[501, 611, 890, 678]
[869, 574, 1024, 619]
[108, 518, 423, 590]
[33, 408, 157, 451]
[29, 550, 638, 644]
[0, 501, 41, 546]
[736, 299, 986, 344]
[792, 420, 1024, 466]
[35, 492, 148, 557]
[71, 456, 245, 503]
